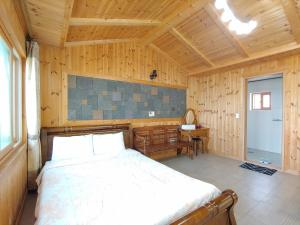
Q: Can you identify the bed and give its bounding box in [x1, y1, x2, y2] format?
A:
[38, 124, 238, 225]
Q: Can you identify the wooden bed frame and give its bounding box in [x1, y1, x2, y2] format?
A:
[40, 124, 238, 225]
[40, 123, 131, 165]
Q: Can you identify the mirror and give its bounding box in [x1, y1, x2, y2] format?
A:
[183, 108, 197, 125]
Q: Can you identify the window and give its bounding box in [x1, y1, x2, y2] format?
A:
[0, 35, 22, 152]
[250, 92, 271, 110]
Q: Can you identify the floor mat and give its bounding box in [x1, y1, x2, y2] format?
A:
[240, 162, 277, 176]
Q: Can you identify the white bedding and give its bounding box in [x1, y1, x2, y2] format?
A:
[35, 149, 220, 225]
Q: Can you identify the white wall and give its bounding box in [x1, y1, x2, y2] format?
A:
[247, 76, 283, 153]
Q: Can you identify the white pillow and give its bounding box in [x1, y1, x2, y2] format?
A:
[52, 135, 93, 161]
[92, 132, 126, 157]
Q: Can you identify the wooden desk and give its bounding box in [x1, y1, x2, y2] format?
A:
[180, 128, 209, 153]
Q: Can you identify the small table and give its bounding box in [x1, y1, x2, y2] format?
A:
[180, 128, 210, 155]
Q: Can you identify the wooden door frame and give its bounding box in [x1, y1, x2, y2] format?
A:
[242, 72, 285, 171]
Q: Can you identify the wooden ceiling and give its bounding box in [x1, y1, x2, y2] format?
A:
[21, 0, 300, 75]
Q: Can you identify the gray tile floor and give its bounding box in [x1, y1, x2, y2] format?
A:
[247, 148, 282, 169]
[162, 154, 300, 225]
[19, 154, 300, 225]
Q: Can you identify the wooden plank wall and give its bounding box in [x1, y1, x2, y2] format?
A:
[188, 53, 300, 174]
[0, 145, 27, 225]
[40, 42, 188, 128]
[0, 1, 28, 225]
[0, 0, 27, 56]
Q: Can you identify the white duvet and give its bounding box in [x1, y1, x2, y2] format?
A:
[35, 149, 220, 225]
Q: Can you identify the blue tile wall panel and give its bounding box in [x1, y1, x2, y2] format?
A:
[68, 75, 186, 120]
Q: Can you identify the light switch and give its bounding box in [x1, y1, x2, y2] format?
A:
[235, 113, 240, 119]
[149, 111, 155, 117]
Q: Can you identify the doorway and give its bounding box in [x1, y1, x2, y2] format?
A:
[246, 74, 283, 169]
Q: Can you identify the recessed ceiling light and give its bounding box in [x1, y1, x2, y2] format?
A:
[221, 10, 233, 22]
[215, 0, 227, 10]
[214, 0, 257, 35]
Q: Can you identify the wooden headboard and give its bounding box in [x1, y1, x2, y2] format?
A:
[40, 124, 131, 165]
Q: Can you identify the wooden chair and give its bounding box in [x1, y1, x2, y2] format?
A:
[192, 137, 203, 156]
[178, 130, 194, 159]
[133, 125, 194, 160]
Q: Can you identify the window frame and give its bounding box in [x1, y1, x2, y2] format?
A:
[250, 92, 271, 111]
[0, 33, 22, 156]
[12, 48, 22, 145]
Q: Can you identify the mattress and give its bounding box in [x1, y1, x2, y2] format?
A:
[35, 149, 220, 225]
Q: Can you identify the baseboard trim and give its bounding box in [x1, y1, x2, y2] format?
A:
[208, 151, 242, 161]
[285, 169, 300, 176]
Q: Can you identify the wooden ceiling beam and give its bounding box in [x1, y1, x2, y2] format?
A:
[61, 0, 75, 46]
[140, 0, 211, 46]
[64, 38, 135, 47]
[204, 3, 249, 58]
[170, 28, 214, 67]
[189, 43, 300, 76]
[281, 0, 300, 43]
[69, 18, 161, 26]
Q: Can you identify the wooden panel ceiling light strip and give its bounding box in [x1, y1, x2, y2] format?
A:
[170, 28, 215, 67]
[204, 3, 249, 58]
[281, 0, 300, 43]
[69, 18, 161, 26]
[141, 0, 211, 46]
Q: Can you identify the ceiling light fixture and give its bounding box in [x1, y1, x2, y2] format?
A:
[214, 0, 257, 35]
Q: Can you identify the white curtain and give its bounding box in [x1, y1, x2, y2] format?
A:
[26, 41, 41, 190]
